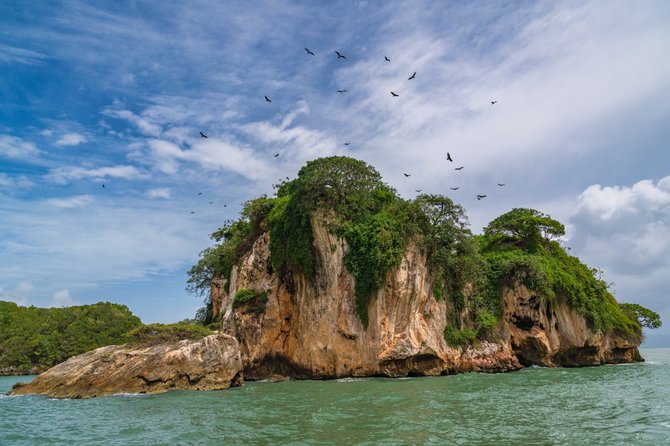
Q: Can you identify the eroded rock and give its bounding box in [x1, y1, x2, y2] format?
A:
[9, 333, 242, 399]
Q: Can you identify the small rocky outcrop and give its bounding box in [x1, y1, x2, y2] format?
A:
[9, 333, 242, 399]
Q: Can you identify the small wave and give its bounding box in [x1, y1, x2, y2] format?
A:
[645, 361, 662, 365]
[336, 377, 363, 383]
[660, 421, 670, 429]
[111, 392, 148, 398]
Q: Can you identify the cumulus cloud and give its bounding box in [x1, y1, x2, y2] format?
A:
[568, 176, 670, 317]
[147, 187, 171, 199]
[0, 135, 40, 160]
[55, 132, 87, 146]
[51, 289, 76, 307]
[46, 195, 95, 209]
[47, 165, 147, 184]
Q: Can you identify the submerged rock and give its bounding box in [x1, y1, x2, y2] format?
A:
[9, 333, 242, 399]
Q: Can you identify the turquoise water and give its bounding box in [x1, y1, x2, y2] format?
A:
[2, 349, 669, 445]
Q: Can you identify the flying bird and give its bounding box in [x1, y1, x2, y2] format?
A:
[335, 51, 347, 59]
[446, 153, 453, 162]
[304, 48, 315, 56]
[491, 101, 497, 105]
[190, 211, 195, 214]
[199, 131, 208, 138]
[415, 189, 422, 193]
[101, 184, 105, 188]
[391, 91, 399, 97]
[197, 192, 202, 195]
[498, 183, 505, 187]
[344, 142, 351, 146]
[274, 153, 280, 157]
[265, 95, 272, 102]
[337, 89, 347, 94]
[455, 166, 464, 170]
[408, 72, 416, 80]
[477, 195, 487, 200]
[450, 187, 459, 190]
[385, 56, 391, 62]
[209, 201, 213, 204]
[403, 173, 411, 177]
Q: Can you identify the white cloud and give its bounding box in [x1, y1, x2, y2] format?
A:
[568, 176, 670, 318]
[40, 129, 53, 137]
[104, 108, 161, 137]
[46, 195, 95, 209]
[0, 135, 40, 160]
[0, 43, 45, 65]
[51, 289, 76, 307]
[146, 138, 273, 181]
[55, 132, 87, 146]
[0, 173, 33, 189]
[47, 164, 147, 184]
[147, 187, 171, 199]
[0, 281, 34, 306]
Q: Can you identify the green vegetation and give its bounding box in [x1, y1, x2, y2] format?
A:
[232, 288, 269, 314]
[620, 303, 662, 329]
[187, 196, 274, 323]
[0, 301, 142, 374]
[479, 208, 640, 334]
[187, 157, 660, 344]
[124, 323, 213, 347]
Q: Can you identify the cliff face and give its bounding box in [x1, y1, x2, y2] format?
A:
[215, 216, 642, 380]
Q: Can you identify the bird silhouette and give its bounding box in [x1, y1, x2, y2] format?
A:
[450, 187, 459, 190]
[274, 153, 280, 157]
[101, 184, 106, 188]
[498, 183, 505, 186]
[477, 195, 487, 200]
[190, 211, 195, 214]
[209, 201, 213, 204]
[446, 153, 453, 162]
[265, 95, 272, 102]
[337, 89, 347, 94]
[455, 166, 464, 170]
[344, 142, 351, 146]
[304, 48, 315, 56]
[408, 72, 416, 80]
[197, 192, 202, 195]
[491, 101, 497, 105]
[199, 131, 208, 138]
[385, 56, 391, 62]
[335, 51, 347, 59]
[403, 173, 411, 177]
[391, 91, 399, 97]
[415, 189, 422, 193]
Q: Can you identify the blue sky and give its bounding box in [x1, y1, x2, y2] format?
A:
[1, 1, 669, 336]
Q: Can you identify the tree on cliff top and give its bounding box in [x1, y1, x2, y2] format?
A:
[620, 303, 662, 329]
[484, 208, 565, 252]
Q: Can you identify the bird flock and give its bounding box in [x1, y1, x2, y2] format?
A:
[189, 46, 505, 213]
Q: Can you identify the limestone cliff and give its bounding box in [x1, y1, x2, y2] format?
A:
[214, 215, 642, 380]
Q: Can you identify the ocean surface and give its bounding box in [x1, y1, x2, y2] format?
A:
[1, 348, 669, 445]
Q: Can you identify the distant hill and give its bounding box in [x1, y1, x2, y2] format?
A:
[0, 301, 142, 375]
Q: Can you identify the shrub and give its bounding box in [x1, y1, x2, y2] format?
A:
[124, 323, 213, 346]
[232, 288, 269, 314]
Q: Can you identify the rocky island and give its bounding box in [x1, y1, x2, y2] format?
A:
[11, 157, 653, 398]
